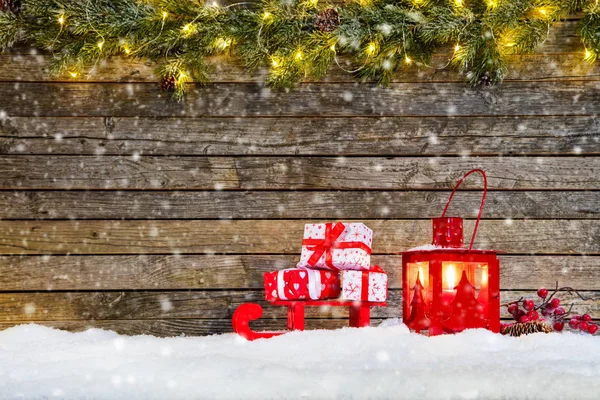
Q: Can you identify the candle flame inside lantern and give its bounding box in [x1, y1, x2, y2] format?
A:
[481, 267, 488, 284]
[446, 264, 456, 290]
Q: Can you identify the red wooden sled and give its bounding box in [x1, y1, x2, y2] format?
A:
[232, 299, 386, 341]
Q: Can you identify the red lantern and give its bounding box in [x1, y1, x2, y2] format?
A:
[402, 169, 500, 336]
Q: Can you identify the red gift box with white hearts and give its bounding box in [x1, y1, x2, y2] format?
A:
[296, 222, 373, 271]
[340, 266, 388, 302]
[264, 267, 341, 301]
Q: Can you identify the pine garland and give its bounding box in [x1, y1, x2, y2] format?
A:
[0, 0, 596, 99]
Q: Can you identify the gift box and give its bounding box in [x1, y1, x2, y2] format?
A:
[264, 267, 341, 301]
[297, 222, 373, 271]
[340, 266, 388, 302]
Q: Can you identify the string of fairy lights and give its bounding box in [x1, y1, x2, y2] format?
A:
[0, 0, 598, 99]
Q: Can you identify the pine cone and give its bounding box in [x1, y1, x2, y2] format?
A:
[160, 75, 177, 92]
[313, 8, 340, 33]
[501, 321, 552, 337]
[0, 0, 21, 13]
[478, 71, 493, 86]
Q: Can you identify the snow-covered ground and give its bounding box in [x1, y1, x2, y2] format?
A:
[0, 322, 599, 400]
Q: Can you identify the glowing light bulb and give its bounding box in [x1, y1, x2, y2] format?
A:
[69, 71, 78, 78]
[124, 47, 131, 55]
[585, 48, 594, 61]
[405, 56, 412, 64]
[454, 43, 460, 52]
[366, 42, 376, 55]
[454, 0, 463, 7]
[263, 11, 271, 19]
[58, 15, 65, 25]
[538, 8, 547, 16]
[162, 11, 168, 20]
[271, 57, 279, 67]
[97, 41, 104, 50]
[183, 24, 191, 32]
[295, 51, 303, 61]
[487, 0, 495, 8]
[215, 37, 231, 50]
[212, 1, 218, 6]
[330, 44, 336, 52]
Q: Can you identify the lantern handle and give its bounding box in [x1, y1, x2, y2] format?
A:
[441, 169, 487, 251]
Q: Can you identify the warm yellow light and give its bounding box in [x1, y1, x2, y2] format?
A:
[538, 8, 547, 16]
[263, 11, 272, 19]
[330, 44, 336, 52]
[69, 71, 78, 78]
[366, 42, 376, 55]
[124, 47, 131, 55]
[454, 43, 460, 52]
[58, 15, 65, 25]
[183, 24, 191, 32]
[445, 264, 457, 290]
[271, 57, 279, 67]
[585, 48, 594, 61]
[212, 1, 218, 6]
[481, 268, 488, 285]
[487, 0, 495, 7]
[178, 71, 187, 81]
[295, 51, 303, 61]
[505, 42, 516, 47]
[162, 11, 168, 20]
[405, 56, 412, 64]
[97, 41, 104, 50]
[454, 0, 463, 7]
[215, 37, 232, 50]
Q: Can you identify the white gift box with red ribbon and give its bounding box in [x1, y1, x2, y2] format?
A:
[296, 222, 373, 271]
[340, 266, 388, 302]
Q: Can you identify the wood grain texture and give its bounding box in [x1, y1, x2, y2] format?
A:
[1, 191, 597, 220]
[0, 219, 597, 255]
[0, 156, 598, 190]
[2, 116, 599, 156]
[0, 318, 375, 337]
[0, 290, 597, 322]
[2, 81, 600, 118]
[0, 254, 597, 290]
[0, 20, 593, 83]
[1, 53, 599, 83]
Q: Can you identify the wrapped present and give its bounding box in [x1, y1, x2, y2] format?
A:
[340, 265, 388, 302]
[297, 222, 373, 271]
[264, 267, 341, 301]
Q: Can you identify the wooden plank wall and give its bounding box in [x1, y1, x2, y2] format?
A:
[0, 19, 598, 336]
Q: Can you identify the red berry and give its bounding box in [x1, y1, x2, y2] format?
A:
[554, 307, 565, 316]
[519, 315, 530, 323]
[537, 288, 548, 298]
[582, 314, 592, 322]
[527, 310, 539, 321]
[553, 321, 565, 332]
[568, 319, 580, 330]
[541, 306, 555, 317]
[588, 324, 598, 335]
[550, 298, 560, 308]
[579, 321, 589, 331]
[523, 299, 535, 311]
[507, 303, 519, 315]
[572, 314, 581, 320]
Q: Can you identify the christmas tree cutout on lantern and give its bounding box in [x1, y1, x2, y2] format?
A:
[442, 271, 488, 333]
[406, 271, 430, 333]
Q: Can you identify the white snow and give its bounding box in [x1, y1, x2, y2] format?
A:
[0, 323, 599, 400]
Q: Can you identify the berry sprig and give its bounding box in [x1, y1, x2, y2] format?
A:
[502, 282, 597, 335]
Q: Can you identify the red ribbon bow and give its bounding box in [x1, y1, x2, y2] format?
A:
[302, 222, 372, 270]
[361, 265, 384, 301]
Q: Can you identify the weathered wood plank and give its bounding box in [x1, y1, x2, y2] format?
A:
[0, 319, 379, 337]
[0, 254, 597, 290]
[0, 219, 597, 255]
[2, 81, 600, 117]
[2, 116, 599, 156]
[0, 290, 400, 320]
[0, 156, 598, 190]
[1, 53, 599, 83]
[0, 20, 591, 83]
[1, 191, 597, 220]
[0, 290, 597, 321]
